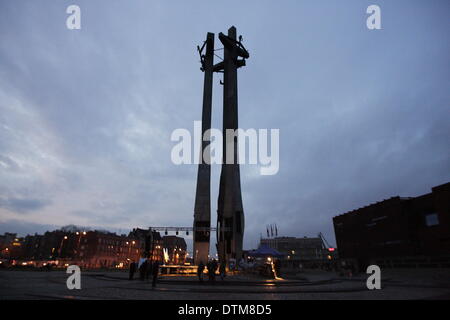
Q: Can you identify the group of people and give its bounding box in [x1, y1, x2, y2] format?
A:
[128, 259, 160, 288]
[197, 259, 226, 282]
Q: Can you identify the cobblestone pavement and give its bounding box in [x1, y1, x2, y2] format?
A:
[0, 269, 449, 300]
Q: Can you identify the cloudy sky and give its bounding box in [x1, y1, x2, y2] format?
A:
[0, 0, 449, 252]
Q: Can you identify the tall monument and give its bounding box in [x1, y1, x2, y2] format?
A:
[193, 33, 214, 265]
[216, 26, 249, 265]
[193, 27, 249, 267]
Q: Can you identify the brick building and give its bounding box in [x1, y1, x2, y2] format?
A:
[78, 231, 143, 268]
[128, 228, 163, 262]
[162, 236, 187, 265]
[333, 182, 450, 270]
[14, 229, 147, 268]
[0, 233, 24, 259]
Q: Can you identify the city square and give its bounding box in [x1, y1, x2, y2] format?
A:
[1, 268, 449, 300]
[1, 1, 449, 305]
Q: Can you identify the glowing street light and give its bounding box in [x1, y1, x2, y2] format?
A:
[59, 235, 69, 257]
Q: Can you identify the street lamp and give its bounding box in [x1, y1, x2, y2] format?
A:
[127, 240, 137, 263]
[58, 235, 68, 257]
[75, 231, 87, 259]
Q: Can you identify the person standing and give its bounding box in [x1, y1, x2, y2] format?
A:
[219, 263, 226, 281]
[206, 260, 213, 282]
[197, 261, 205, 282]
[210, 259, 218, 282]
[129, 261, 137, 280]
[152, 260, 160, 288]
[139, 259, 147, 281]
[146, 260, 153, 282]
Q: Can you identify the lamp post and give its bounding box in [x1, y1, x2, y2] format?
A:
[58, 235, 68, 257]
[127, 241, 135, 261]
[75, 231, 86, 260]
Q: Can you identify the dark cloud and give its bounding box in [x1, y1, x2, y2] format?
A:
[0, 219, 60, 237]
[0, 197, 51, 214]
[0, 219, 126, 238]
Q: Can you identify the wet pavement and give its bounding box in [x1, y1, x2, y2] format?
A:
[0, 268, 449, 300]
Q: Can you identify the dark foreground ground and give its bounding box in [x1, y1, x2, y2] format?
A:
[0, 268, 449, 300]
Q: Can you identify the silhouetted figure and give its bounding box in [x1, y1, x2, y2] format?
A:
[129, 262, 137, 280]
[206, 261, 212, 281]
[146, 260, 153, 281]
[152, 260, 160, 288]
[139, 260, 148, 281]
[219, 263, 226, 280]
[207, 259, 217, 282]
[198, 262, 205, 282]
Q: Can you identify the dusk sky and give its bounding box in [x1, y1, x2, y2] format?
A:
[1, 0, 449, 253]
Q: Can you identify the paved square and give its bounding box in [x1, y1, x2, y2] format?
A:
[1, 269, 449, 300]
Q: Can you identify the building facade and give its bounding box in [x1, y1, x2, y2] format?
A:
[333, 182, 450, 270]
[260, 236, 331, 267]
[128, 228, 163, 263]
[162, 235, 187, 265]
[79, 231, 143, 268]
[3, 229, 151, 268]
[0, 233, 24, 260]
